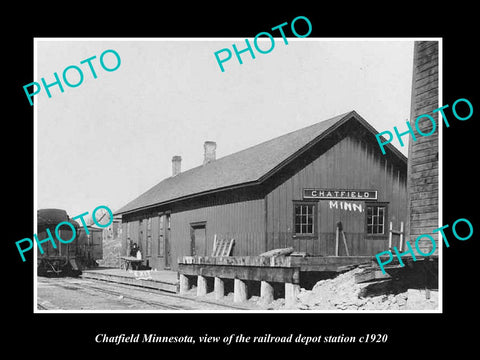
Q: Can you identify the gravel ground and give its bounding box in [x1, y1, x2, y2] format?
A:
[279, 267, 438, 311]
[180, 266, 438, 311]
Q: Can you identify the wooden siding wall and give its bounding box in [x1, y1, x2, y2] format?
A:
[121, 215, 167, 270]
[121, 222, 128, 257]
[121, 192, 265, 271]
[407, 41, 439, 255]
[149, 216, 162, 269]
[169, 198, 265, 269]
[266, 133, 408, 256]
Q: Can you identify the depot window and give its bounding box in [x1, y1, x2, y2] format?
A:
[366, 204, 387, 235]
[293, 201, 317, 237]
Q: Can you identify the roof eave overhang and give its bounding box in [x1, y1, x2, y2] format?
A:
[114, 180, 260, 216]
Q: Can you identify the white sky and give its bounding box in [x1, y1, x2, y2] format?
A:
[36, 38, 414, 217]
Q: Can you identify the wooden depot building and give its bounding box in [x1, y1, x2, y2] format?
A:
[114, 111, 408, 274]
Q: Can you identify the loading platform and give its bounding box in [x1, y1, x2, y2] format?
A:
[177, 255, 377, 306]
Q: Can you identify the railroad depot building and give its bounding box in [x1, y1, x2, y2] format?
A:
[115, 111, 407, 271]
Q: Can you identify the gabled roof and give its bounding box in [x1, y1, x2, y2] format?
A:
[115, 111, 406, 215]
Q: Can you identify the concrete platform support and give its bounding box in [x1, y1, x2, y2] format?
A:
[197, 275, 207, 296]
[260, 281, 274, 304]
[285, 282, 300, 307]
[179, 274, 190, 294]
[214, 277, 225, 300]
[234, 279, 248, 302]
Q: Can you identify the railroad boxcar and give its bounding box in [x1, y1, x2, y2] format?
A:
[37, 208, 104, 276]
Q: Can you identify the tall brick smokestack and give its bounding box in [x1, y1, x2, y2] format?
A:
[406, 41, 439, 255]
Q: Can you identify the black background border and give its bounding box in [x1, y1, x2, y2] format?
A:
[7, 4, 478, 354]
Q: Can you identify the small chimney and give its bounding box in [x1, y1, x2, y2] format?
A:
[203, 141, 216, 165]
[172, 155, 182, 176]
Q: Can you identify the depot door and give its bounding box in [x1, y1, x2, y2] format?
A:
[190, 222, 207, 257]
[155, 213, 172, 270]
[164, 214, 171, 269]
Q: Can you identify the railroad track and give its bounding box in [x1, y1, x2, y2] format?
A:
[42, 278, 251, 311]
[80, 281, 252, 310]
[76, 282, 186, 310]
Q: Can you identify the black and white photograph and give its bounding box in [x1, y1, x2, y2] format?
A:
[33, 38, 440, 313]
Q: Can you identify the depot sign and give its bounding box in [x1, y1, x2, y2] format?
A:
[303, 188, 378, 201]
